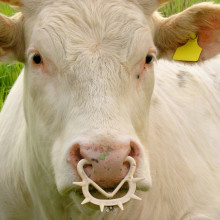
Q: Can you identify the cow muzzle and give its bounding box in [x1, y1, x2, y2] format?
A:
[68, 137, 147, 211]
[69, 139, 141, 188]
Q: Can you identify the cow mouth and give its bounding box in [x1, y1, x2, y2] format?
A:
[71, 183, 130, 201]
[89, 182, 129, 198]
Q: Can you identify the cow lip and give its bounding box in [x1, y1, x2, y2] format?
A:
[61, 175, 150, 196]
[64, 181, 149, 196]
[74, 187, 129, 197]
[88, 182, 129, 194]
[68, 184, 149, 193]
[66, 181, 150, 201]
[66, 183, 129, 195]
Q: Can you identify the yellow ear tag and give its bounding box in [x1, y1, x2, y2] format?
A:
[173, 33, 202, 62]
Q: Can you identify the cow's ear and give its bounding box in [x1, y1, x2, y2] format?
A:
[135, 0, 171, 15]
[0, 0, 22, 6]
[0, 12, 24, 63]
[153, 3, 220, 61]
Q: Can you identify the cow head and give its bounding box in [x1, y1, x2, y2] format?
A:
[1, 0, 220, 214]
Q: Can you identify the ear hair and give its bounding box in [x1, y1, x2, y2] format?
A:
[153, 2, 220, 61]
[0, 0, 22, 6]
[0, 12, 24, 62]
[159, 0, 170, 4]
[135, 0, 171, 14]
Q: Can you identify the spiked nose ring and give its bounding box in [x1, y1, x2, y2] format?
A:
[73, 156, 145, 212]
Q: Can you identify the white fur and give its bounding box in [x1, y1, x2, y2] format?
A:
[0, 0, 220, 219]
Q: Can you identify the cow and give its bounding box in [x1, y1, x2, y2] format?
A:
[0, 0, 220, 219]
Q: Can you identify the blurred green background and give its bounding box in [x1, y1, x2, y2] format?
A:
[0, 0, 220, 110]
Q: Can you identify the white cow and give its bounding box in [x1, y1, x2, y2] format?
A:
[0, 0, 220, 219]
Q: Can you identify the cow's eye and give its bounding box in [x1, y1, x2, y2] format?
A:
[32, 54, 42, 64]
[145, 54, 153, 64]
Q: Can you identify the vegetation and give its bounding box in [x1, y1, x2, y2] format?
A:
[160, 0, 220, 17]
[0, 3, 21, 109]
[0, 0, 220, 110]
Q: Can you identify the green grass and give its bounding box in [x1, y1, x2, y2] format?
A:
[0, 63, 23, 108]
[0, 0, 220, 110]
[0, 2, 17, 15]
[0, 3, 22, 109]
[160, 0, 220, 17]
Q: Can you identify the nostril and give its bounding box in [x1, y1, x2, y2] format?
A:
[69, 144, 93, 178]
[69, 144, 84, 168]
[129, 146, 136, 157]
[83, 164, 93, 178]
[128, 141, 140, 165]
[122, 141, 140, 170]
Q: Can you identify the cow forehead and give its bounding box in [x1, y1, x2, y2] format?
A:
[26, 0, 153, 61]
[35, 0, 149, 26]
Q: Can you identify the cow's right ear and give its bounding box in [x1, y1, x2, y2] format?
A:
[153, 3, 220, 61]
[135, 0, 171, 14]
[0, 0, 22, 6]
[0, 12, 24, 63]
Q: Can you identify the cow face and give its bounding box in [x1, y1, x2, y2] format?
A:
[22, 0, 156, 196]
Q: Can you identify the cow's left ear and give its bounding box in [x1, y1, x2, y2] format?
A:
[136, 0, 171, 15]
[153, 3, 220, 61]
[0, 12, 24, 63]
